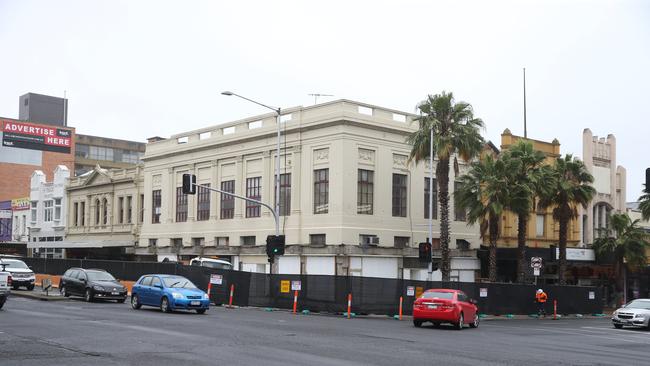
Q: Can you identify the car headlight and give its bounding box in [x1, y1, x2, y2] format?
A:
[171, 292, 184, 299]
[93, 285, 104, 291]
[203, 293, 209, 300]
[634, 314, 645, 318]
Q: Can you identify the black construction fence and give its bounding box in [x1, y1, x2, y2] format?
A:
[21, 257, 603, 316]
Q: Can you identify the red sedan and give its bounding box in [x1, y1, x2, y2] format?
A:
[412, 289, 479, 330]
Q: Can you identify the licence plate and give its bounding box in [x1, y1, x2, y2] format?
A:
[428, 305, 438, 309]
[191, 301, 201, 306]
[112, 292, 119, 295]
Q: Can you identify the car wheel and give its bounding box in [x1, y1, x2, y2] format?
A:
[614, 324, 623, 329]
[131, 294, 142, 309]
[0, 297, 5, 309]
[84, 289, 94, 303]
[27, 284, 35, 291]
[60, 286, 70, 297]
[160, 297, 171, 313]
[196, 309, 207, 314]
[455, 313, 464, 330]
[469, 314, 479, 328]
[413, 320, 423, 328]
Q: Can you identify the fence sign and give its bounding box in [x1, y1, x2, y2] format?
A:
[589, 291, 595, 300]
[291, 280, 301, 291]
[480, 288, 488, 298]
[415, 286, 424, 298]
[210, 274, 223, 285]
[406, 286, 415, 296]
[533, 268, 540, 276]
[280, 280, 290, 293]
[531, 257, 543, 269]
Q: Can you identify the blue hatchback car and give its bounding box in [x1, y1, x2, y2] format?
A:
[131, 274, 209, 314]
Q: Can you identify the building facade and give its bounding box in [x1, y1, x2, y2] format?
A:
[27, 166, 70, 258]
[19, 92, 68, 127]
[74, 134, 146, 176]
[138, 100, 481, 281]
[60, 165, 144, 259]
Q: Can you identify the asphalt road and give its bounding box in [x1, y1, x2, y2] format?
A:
[1, 295, 649, 366]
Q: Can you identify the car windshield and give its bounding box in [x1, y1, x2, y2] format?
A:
[86, 271, 116, 281]
[162, 277, 197, 289]
[625, 300, 650, 310]
[421, 291, 454, 299]
[202, 261, 232, 270]
[0, 260, 29, 269]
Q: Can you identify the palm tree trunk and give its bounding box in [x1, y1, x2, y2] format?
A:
[517, 212, 528, 284]
[437, 158, 451, 282]
[489, 215, 499, 282]
[558, 215, 568, 285]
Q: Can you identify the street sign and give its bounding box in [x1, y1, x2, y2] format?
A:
[589, 291, 595, 300]
[406, 286, 415, 296]
[280, 280, 290, 293]
[531, 257, 543, 269]
[291, 280, 301, 291]
[533, 268, 540, 276]
[415, 286, 424, 298]
[480, 288, 488, 298]
[210, 274, 222, 285]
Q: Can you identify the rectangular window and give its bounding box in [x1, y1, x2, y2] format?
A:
[245, 177, 261, 218]
[536, 214, 545, 237]
[394, 236, 410, 248]
[275, 173, 291, 216]
[220, 180, 235, 219]
[392, 174, 407, 217]
[176, 187, 188, 222]
[309, 234, 326, 246]
[149, 238, 158, 247]
[75, 144, 89, 158]
[139, 194, 144, 223]
[424, 178, 438, 220]
[197, 184, 211, 221]
[53, 198, 61, 221]
[118, 197, 124, 224]
[152, 190, 161, 224]
[43, 200, 53, 222]
[80, 202, 85, 226]
[359, 234, 379, 246]
[31, 201, 37, 222]
[73, 202, 78, 226]
[314, 169, 329, 214]
[171, 238, 183, 249]
[192, 237, 205, 247]
[357, 169, 374, 214]
[126, 196, 132, 224]
[454, 182, 466, 221]
[216, 237, 229, 247]
[241, 236, 256, 246]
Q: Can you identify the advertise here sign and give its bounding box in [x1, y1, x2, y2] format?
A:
[2, 120, 72, 153]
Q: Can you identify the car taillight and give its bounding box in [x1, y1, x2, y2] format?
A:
[7, 276, 12, 286]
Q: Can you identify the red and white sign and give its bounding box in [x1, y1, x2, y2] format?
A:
[2, 120, 72, 153]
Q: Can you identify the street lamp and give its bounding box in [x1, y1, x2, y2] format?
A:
[221, 91, 281, 237]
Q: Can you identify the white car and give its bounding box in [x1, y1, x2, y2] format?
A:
[189, 257, 233, 270]
[0, 258, 35, 290]
[0, 264, 11, 309]
[612, 298, 650, 329]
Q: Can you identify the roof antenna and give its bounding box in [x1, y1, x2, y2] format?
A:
[308, 93, 333, 105]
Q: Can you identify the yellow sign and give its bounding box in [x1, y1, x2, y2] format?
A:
[280, 280, 290, 293]
[415, 286, 424, 298]
[11, 197, 30, 211]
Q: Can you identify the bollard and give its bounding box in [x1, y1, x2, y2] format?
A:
[228, 284, 235, 308]
[293, 290, 298, 314]
[399, 296, 403, 321]
[207, 282, 212, 297]
[553, 300, 557, 320]
[347, 293, 352, 319]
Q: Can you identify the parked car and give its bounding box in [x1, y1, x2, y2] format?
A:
[412, 289, 479, 330]
[612, 298, 650, 329]
[189, 257, 233, 270]
[131, 274, 209, 314]
[0, 258, 35, 290]
[0, 263, 11, 309]
[59, 268, 128, 303]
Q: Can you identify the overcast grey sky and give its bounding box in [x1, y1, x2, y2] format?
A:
[1, 0, 648, 200]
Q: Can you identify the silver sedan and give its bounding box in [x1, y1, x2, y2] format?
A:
[612, 298, 650, 329]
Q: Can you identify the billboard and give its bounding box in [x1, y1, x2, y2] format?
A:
[11, 197, 30, 211]
[2, 119, 72, 153]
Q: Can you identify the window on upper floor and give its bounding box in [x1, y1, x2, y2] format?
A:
[314, 169, 329, 214]
[425, 177, 438, 220]
[392, 174, 407, 217]
[43, 200, 53, 222]
[197, 184, 210, 221]
[220, 180, 235, 219]
[31, 201, 38, 222]
[275, 173, 291, 216]
[176, 187, 188, 222]
[152, 190, 161, 224]
[245, 177, 261, 218]
[454, 182, 466, 222]
[357, 169, 374, 215]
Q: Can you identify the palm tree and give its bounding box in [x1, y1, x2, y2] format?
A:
[638, 185, 650, 221]
[408, 92, 485, 281]
[593, 213, 649, 304]
[500, 141, 548, 283]
[455, 155, 523, 281]
[539, 155, 595, 285]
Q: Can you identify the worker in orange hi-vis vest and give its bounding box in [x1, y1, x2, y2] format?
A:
[535, 289, 548, 317]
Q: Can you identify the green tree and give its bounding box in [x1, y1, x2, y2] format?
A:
[593, 213, 649, 303]
[407, 92, 485, 281]
[455, 155, 524, 281]
[638, 185, 650, 221]
[539, 155, 595, 285]
[500, 141, 548, 283]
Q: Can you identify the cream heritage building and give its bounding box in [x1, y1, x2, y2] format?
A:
[138, 100, 481, 280]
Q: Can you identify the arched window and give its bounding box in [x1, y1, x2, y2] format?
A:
[102, 198, 108, 225]
[95, 199, 100, 225]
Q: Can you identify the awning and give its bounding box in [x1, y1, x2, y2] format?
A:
[27, 240, 134, 249]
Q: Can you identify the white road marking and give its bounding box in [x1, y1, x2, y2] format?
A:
[84, 320, 197, 338]
[527, 327, 650, 344]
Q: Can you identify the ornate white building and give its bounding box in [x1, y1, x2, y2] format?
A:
[138, 100, 481, 280]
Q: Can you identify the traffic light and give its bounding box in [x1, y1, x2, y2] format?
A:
[182, 174, 196, 195]
[418, 242, 431, 263]
[266, 235, 286, 257]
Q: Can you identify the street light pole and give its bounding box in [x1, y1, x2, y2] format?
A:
[221, 91, 281, 237]
[428, 126, 434, 281]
